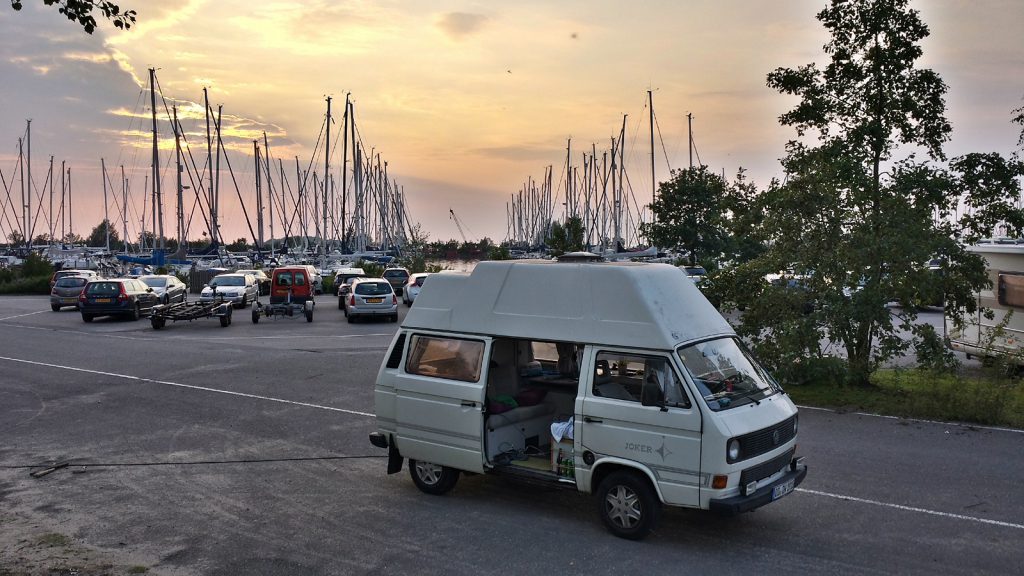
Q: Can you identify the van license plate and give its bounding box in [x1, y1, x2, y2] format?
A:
[772, 478, 795, 501]
[367, 298, 383, 303]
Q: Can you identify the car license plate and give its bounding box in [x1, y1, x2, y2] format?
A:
[94, 298, 112, 303]
[367, 297, 383, 303]
[62, 298, 77, 303]
[772, 478, 795, 501]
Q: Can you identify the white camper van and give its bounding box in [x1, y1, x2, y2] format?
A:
[369, 259, 806, 539]
[948, 243, 1024, 362]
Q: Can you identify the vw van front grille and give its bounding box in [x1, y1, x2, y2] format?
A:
[736, 415, 797, 461]
[740, 447, 795, 488]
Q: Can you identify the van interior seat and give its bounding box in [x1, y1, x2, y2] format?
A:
[485, 403, 556, 460]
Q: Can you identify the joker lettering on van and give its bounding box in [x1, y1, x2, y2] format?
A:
[625, 442, 653, 454]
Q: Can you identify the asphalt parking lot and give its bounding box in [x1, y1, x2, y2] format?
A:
[1, 295, 1022, 575]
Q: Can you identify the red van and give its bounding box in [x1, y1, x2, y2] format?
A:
[270, 266, 315, 305]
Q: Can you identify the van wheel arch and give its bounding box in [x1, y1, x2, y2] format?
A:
[588, 461, 663, 502]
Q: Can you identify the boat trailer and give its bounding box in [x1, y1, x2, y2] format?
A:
[251, 294, 314, 323]
[150, 300, 233, 329]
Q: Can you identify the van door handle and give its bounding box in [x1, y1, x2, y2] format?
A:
[584, 416, 603, 424]
[461, 401, 477, 408]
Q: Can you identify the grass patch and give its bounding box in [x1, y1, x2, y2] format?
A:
[787, 368, 1024, 428]
[36, 532, 71, 547]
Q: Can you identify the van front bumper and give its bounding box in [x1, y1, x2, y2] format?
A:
[709, 458, 807, 516]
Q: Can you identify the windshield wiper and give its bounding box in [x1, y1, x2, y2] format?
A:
[729, 387, 764, 406]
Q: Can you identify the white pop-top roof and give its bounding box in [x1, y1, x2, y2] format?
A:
[403, 260, 735, 350]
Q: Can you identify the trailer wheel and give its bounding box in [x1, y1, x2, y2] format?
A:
[251, 309, 260, 324]
[220, 315, 230, 327]
[408, 459, 459, 495]
[305, 310, 313, 322]
[596, 470, 660, 540]
[151, 316, 165, 330]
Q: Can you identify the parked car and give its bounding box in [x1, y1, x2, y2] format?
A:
[269, 266, 316, 305]
[199, 273, 258, 308]
[344, 278, 398, 323]
[49, 269, 100, 288]
[294, 264, 323, 294]
[382, 267, 410, 296]
[50, 276, 89, 311]
[139, 274, 188, 305]
[402, 273, 432, 306]
[235, 269, 271, 296]
[78, 278, 160, 322]
[335, 268, 368, 309]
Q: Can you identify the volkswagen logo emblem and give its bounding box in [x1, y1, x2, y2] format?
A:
[772, 430, 780, 445]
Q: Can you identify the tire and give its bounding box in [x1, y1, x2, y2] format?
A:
[595, 470, 661, 540]
[220, 315, 230, 328]
[162, 295, 170, 305]
[408, 459, 459, 495]
[390, 314, 398, 323]
[51, 304, 61, 312]
[338, 297, 344, 310]
[252, 309, 260, 324]
[347, 314, 355, 324]
[151, 317, 165, 330]
[82, 314, 94, 323]
[305, 310, 313, 323]
[130, 303, 141, 321]
[239, 294, 248, 309]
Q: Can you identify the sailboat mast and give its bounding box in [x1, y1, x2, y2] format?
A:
[59, 160, 65, 242]
[648, 89, 655, 223]
[101, 158, 109, 251]
[173, 106, 184, 251]
[121, 165, 127, 254]
[263, 131, 274, 256]
[66, 166, 72, 242]
[204, 88, 215, 244]
[323, 96, 331, 258]
[254, 140, 263, 252]
[48, 155, 54, 244]
[341, 94, 350, 250]
[149, 68, 165, 250]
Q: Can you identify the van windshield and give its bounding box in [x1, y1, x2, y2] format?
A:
[676, 337, 780, 411]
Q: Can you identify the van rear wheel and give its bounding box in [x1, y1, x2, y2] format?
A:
[596, 470, 660, 540]
[408, 459, 459, 495]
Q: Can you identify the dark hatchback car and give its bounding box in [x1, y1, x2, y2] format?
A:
[382, 267, 410, 296]
[79, 278, 160, 322]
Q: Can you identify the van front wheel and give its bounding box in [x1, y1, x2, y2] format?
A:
[409, 459, 459, 495]
[596, 470, 660, 540]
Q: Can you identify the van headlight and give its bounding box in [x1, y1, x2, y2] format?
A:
[727, 439, 741, 463]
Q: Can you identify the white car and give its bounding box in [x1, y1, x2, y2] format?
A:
[200, 273, 258, 308]
[402, 273, 432, 306]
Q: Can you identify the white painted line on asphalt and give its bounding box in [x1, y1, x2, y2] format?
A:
[0, 355, 375, 418]
[0, 310, 48, 322]
[796, 404, 1024, 435]
[796, 488, 1024, 531]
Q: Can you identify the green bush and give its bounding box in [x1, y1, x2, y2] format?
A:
[0, 274, 52, 295]
[21, 253, 53, 278]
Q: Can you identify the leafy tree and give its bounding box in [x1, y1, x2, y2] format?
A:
[86, 219, 120, 249]
[547, 216, 584, 257]
[643, 165, 733, 266]
[7, 231, 26, 247]
[730, 0, 1024, 385]
[226, 237, 249, 252]
[9, 0, 135, 33]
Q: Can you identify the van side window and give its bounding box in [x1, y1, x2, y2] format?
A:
[998, 272, 1024, 308]
[406, 335, 485, 383]
[593, 351, 690, 408]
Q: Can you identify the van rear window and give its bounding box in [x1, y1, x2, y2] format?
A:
[405, 335, 484, 382]
[998, 272, 1024, 308]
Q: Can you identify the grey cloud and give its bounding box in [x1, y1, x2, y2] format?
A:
[436, 12, 489, 40]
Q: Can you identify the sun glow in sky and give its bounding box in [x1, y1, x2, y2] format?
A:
[1, 0, 1022, 245]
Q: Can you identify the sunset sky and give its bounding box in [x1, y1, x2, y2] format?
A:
[1, 0, 1022, 246]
